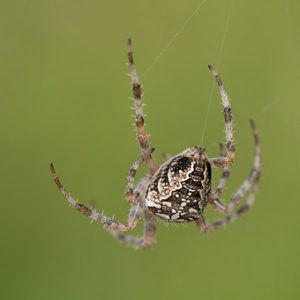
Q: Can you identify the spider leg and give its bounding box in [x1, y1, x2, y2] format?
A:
[210, 120, 261, 214]
[126, 148, 155, 205]
[212, 143, 230, 200]
[209, 142, 230, 212]
[162, 153, 172, 161]
[109, 210, 156, 249]
[127, 39, 159, 175]
[205, 143, 230, 213]
[196, 179, 259, 232]
[208, 65, 235, 168]
[50, 163, 143, 232]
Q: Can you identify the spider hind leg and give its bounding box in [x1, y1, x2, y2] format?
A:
[109, 210, 156, 249]
[198, 120, 261, 231]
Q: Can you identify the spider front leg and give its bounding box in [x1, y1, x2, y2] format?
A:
[127, 39, 159, 175]
[208, 65, 235, 168]
[50, 163, 143, 232]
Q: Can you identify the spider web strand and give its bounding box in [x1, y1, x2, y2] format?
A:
[141, 0, 208, 78]
[201, 0, 234, 146]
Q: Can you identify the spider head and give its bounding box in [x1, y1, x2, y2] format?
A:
[174, 147, 209, 175]
[179, 147, 211, 183]
[185, 146, 208, 165]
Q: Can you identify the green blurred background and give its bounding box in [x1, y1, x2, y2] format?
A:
[1, 0, 299, 299]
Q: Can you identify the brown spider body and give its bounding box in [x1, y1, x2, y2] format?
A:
[146, 147, 211, 222]
[50, 39, 261, 249]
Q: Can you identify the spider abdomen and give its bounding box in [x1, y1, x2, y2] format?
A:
[145, 147, 211, 222]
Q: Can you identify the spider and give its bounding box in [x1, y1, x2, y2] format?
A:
[50, 38, 261, 249]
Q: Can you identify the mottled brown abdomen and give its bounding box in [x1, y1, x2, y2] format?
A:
[145, 147, 211, 222]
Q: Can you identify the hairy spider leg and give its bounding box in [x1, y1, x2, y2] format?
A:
[127, 38, 159, 175]
[109, 210, 156, 249]
[196, 180, 259, 232]
[196, 120, 261, 230]
[126, 148, 155, 204]
[208, 65, 235, 168]
[50, 160, 146, 232]
[212, 143, 231, 201]
[209, 120, 261, 213]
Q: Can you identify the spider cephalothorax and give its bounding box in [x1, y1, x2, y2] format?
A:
[51, 39, 261, 249]
[146, 147, 211, 222]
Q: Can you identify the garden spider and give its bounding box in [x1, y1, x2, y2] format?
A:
[50, 39, 261, 249]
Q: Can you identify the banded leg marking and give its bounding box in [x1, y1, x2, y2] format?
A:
[50, 163, 142, 232]
[212, 143, 230, 200]
[197, 180, 259, 233]
[127, 39, 159, 175]
[210, 120, 261, 214]
[208, 65, 235, 168]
